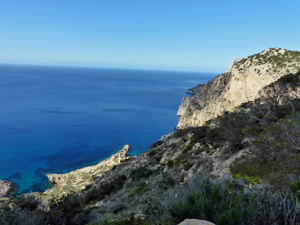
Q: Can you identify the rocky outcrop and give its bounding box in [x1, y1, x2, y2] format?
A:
[0, 180, 13, 198]
[179, 219, 215, 225]
[45, 145, 130, 197]
[186, 84, 206, 95]
[177, 48, 300, 129]
[226, 57, 244, 73]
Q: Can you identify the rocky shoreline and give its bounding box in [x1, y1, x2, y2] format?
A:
[44, 145, 130, 198]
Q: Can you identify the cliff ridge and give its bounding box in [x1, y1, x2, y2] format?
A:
[177, 48, 300, 129]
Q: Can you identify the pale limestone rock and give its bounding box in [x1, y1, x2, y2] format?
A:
[177, 48, 300, 129]
[192, 142, 201, 150]
[226, 57, 244, 73]
[171, 151, 182, 160]
[95, 201, 104, 207]
[45, 145, 129, 197]
[0, 180, 13, 198]
[160, 156, 166, 164]
[211, 149, 248, 180]
[183, 171, 194, 182]
[179, 219, 215, 225]
[177, 96, 194, 127]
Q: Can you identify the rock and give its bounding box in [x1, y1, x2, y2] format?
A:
[95, 201, 104, 207]
[0, 180, 13, 198]
[183, 171, 194, 182]
[160, 156, 166, 164]
[177, 48, 300, 129]
[45, 145, 130, 197]
[226, 57, 244, 73]
[179, 219, 215, 225]
[192, 142, 201, 150]
[186, 84, 206, 95]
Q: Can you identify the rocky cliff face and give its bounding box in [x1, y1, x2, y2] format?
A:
[177, 48, 300, 129]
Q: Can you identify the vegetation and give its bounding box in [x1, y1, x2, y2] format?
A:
[234, 48, 300, 70]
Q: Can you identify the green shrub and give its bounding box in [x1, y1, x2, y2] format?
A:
[130, 167, 152, 181]
[166, 179, 254, 224]
[289, 178, 300, 202]
[149, 140, 163, 149]
[89, 213, 150, 225]
[15, 195, 40, 211]
[86, 175, 127, 202]
[163, 174, 175, 186]
[148, 149, 157, 157]
[128, 182, 147, 198]
[166, 159, 174, 167]
[231, 112, 300, 189]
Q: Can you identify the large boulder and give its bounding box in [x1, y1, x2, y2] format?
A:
[179, 219, 215, 225]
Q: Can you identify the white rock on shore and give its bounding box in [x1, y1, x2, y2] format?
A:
[0, 180, 13, 198]
[45, 145, 130, 196]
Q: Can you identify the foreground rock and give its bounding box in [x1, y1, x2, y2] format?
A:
[0, 180, 13, 198]
[179, 219, 215, 225]
[45, 145, 130, 198]
[177, 48, 300, 129]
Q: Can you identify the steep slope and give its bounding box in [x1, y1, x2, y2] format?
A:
[177, 48, 300, 129]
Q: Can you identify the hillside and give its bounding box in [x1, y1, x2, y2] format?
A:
[1, 48, 300, 225]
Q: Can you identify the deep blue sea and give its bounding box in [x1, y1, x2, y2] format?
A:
[0, 64, 217, 193]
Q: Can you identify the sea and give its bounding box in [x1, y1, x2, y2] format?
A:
[0, 64, 218, 193]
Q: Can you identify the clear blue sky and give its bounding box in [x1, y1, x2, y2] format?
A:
[1, 0, 300, 72]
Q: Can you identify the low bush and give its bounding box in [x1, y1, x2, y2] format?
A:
[166, 178, 254, 225]
[128, 182, 147, 198]
[130, 167, 152, 181]
[86, 175, 127, 202]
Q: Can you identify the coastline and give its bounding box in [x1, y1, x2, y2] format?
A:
[44, 145, 130, 198]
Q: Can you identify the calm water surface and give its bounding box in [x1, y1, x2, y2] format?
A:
[0, 64, 217, 192]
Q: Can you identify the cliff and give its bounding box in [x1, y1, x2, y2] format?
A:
[177, 48, 300, 129]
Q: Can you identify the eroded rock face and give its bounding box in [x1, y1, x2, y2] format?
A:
[0, 180, 13, 198]
[177, 48, 300, 129]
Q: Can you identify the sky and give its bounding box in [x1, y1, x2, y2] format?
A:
[0, 0, 300, 73]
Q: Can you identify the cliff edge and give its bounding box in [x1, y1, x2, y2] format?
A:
[177, 48, 300, 129]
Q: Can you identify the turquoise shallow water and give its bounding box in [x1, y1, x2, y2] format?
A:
[0, 64, 218, 192]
